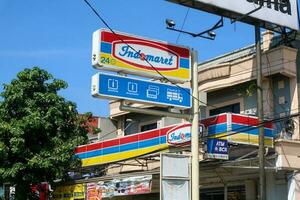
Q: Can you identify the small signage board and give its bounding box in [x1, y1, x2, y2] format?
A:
[91, 73, 192, 108]
[92, 29, 191, 82]
[206, 138, 228, 160]
[168, 0, 299, 31]
[166, 123, 205, 145]
[167, 124, 192, 145]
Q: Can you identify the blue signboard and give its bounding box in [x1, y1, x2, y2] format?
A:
[206, 138, 228, 160]
[91, 73, 192, 108]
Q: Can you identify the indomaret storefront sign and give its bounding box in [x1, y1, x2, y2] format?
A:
[76, 113, 274, 167]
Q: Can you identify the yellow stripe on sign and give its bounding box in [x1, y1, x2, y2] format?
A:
[230, 133, 273, 147]
[99, 54, 190, 80]
[81, 144, 169, 167]
[208, 133, 273, 147]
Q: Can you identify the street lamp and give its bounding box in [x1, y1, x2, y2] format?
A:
[165, 16, 223, 200]
[165, 17, 223, 40]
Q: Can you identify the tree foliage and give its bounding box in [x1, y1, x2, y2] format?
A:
[0, 67, 89, 199]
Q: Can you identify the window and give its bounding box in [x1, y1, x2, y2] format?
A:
[140, 122, 157, 132]
[209, 103, 240, 116]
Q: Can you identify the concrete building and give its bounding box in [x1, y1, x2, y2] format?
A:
[58, 31, 300, 200]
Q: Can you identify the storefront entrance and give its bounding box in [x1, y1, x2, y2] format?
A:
[200, 185, 246, 200]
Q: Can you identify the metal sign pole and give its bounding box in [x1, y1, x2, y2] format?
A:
[255, 23, 266, 200]
[191, 50, 200, 200]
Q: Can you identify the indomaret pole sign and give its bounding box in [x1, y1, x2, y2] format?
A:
[92, 29, 191, 82]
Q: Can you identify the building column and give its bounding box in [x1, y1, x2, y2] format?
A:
[245, 180, 257, 200]
[288, 172, 300, 200]
[290, 77, 300, 140]
[117, 115, 125, 137]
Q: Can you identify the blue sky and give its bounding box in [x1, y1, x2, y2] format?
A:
[0, 0, 256, 117]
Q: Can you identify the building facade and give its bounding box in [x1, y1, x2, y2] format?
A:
[56, 31, 300, 200]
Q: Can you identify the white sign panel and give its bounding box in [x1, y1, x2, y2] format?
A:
[170, 0, 299, 30]
[161, 153, 190, 200]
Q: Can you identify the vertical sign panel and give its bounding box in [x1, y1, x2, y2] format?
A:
[161, 153, 190, 200]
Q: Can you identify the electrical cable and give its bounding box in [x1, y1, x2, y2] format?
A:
[82, 0, 298, 120]
[175, 8, 190, 44]
[82, 0, 209, 108]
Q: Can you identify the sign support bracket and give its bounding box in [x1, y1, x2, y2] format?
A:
[119, 101, 191, 120]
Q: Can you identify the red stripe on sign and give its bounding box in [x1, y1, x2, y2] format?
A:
[232, 114, 258, 126]
[120, 134, 139, 145]
[138, 129, 161, 141]
[264, 122, 273, 129]
[75, 142, 102, 154]
[100, 30, 190, 58]
[231, 114, 272, 129]
[75, 125, 177, 154]
[103, 139, 119, 148]
[201, 114, 227, 127]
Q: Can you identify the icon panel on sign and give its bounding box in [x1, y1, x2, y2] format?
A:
[108, 79, 118, 92]
[146, 86, 159, 99]
[127, 82, 138, 94]
[167, 89, 183, 102]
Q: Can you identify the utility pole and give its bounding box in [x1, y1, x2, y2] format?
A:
[191, 49, 200, 200]
[255, 23, 266, 200]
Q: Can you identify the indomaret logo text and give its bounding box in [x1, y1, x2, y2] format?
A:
[246, 0, 291, 15]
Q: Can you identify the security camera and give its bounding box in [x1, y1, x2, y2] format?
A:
[166, 19, 176, 28]
[208, 31, 216, 38]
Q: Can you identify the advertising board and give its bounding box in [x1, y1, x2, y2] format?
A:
[91, 73, 192, 108]
[168, 0, 299, 30]
[52, 184, 85, 200]
[206, 138, 229, 160]
[87, 176, 152, 199]
[92, 29, 191, 82]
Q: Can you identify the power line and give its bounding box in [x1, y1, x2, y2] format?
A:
[176, 8, 190, 44]
[82, 0, 209, 108]
[82, 0, 298, 119]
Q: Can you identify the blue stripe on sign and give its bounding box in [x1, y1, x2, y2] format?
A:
[77, 149, 102, 159]
[180, 58, 190, 69]
[101, 42, 112, 54]
[231, 124, 274, 137]
[77, 136, 166, 159]
[120, 142, 138, 152]
[208, 123, 228, 135]
[138, 137, 161, 148]
[103, 146, 119, 155]
[160, 136, 166, 144]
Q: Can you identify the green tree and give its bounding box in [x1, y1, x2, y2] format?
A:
[0, 67, 89, 199]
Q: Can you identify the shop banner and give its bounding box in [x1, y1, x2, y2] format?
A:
[87, 182, 114, 199]
[52, 184, 85, 200]
[113, 175, 152, 196]
[87, 175, 152, 198]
